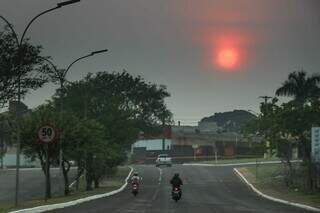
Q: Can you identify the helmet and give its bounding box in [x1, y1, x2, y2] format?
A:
[174, 173, 179, 177]
[133, 172, 139, 176]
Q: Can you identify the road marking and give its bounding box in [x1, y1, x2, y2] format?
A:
[151, 187, 160, 201]
[234, 168, 320, 212]
[157, 167, 162, 184]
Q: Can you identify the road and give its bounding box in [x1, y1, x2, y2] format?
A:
[0, 168, 77, 204]
[49, 165, 315, 213]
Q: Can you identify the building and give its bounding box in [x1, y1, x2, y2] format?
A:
[198, 121, 221, 133]
[0, 101, 38, 168]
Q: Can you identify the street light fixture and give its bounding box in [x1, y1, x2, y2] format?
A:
[65, 49, 109, 74]
[90, 49, 109, 55]
[57, 0, 81, 8]
[0, 0, 80, 205]
[44, 49, 108, 192]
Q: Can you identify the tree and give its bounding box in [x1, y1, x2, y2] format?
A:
[20, 103, 82, 196]
[0, 26, 49, 108]
[275, 70, 320, 106]
[57, 71, 172, 190]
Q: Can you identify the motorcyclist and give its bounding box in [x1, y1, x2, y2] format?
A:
[170, 173, 183, 197]
[131, 172, 142, 185]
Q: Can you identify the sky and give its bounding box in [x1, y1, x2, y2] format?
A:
[1, 0, 320, 125]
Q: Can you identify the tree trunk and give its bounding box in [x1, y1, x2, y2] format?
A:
[75, 162, 84, 191]
[300, 136, 314, 191]
[85, 155, 93, 191]
[62, 159, 71, 196]
[45, 161, 51, 199]
[86, 172, 93, 191]
[94, 178, 99, 188]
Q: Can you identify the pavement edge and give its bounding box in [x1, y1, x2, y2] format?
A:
[9, 166, 134, 213]
[182, 160, 301, 167]
[233, 168, 320, 212]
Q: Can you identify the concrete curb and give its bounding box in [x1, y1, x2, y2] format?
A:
[9, 166, 134, 213]
[183, 160, 301, 167]
[233, 168, 320, 212]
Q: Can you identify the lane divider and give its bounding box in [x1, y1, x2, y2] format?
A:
[233, 168, 320, 212]
[9, 166, 134, 213]
[151, 167, 163, 201]
[158, 167, 162, 184]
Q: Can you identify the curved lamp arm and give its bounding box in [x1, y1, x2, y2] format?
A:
[64, 49, 108, 77]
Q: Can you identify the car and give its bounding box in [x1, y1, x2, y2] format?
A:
[155, 154, 172, 167]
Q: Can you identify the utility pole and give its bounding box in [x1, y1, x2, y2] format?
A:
[259, 96, 272, 159]
[259, 96, 272, 115]
[162, 117, 165, 151]
[259, 96, 272, 105]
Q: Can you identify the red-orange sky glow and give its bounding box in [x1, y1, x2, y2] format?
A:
[216, 48, 239, 70]
[203, 34, 249, 73]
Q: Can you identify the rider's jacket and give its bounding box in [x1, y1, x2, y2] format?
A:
[170, 176, 183, 187]
[131, 175, 141, 184]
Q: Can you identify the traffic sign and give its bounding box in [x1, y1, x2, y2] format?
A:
[37, 125, 57, 144]
[312, 127, 320, 162]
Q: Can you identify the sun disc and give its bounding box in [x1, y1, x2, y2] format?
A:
[217, 48, 238, 69]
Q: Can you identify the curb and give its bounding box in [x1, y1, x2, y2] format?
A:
[233, 168, 320, 212]
[183, 160, 301, 167]
[9, 166, 134, 213]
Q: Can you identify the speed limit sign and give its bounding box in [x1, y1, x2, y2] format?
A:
[37, 125, 57, 144]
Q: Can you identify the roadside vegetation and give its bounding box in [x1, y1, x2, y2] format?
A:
[0, 24, 172, 203]
[0, 166, 130, 213]
[242, 71, 320, 193]
[240, 164, 320, 208]
[201, 156, 280, 165]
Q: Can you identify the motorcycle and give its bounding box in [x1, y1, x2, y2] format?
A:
[171, 186, 181, 202]
[132, 183, 139, 196]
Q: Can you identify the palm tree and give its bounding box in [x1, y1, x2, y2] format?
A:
[275, 70, 320, 105]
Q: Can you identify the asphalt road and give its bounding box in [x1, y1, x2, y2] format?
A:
[0, 168, 77, 204]
[49, 165, 315, 213]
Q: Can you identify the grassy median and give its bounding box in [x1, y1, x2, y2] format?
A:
[239, 164, 320, 208]
[200, 156, 280, 165]
[0, 166, 131, 213]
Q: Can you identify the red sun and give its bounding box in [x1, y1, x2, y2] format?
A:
[216, 48, 238, 70]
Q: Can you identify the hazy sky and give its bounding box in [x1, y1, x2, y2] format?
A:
[1, 0, 320, 125]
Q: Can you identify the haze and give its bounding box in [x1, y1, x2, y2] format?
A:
[1, 0, 320, 124]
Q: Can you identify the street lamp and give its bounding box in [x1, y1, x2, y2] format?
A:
[0, 0, 80, 206]
[42, 49, 108, 193]
[65, 49, 108, 75]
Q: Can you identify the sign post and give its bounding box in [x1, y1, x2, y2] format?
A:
[192, 144, 199, 161]
[37, 125, 57, 201]
[312, 127, 320, 162]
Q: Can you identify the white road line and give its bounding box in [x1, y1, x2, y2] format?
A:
[9, 166, 134, 213]
[157, 167, 162, 184]
[233, 168, 320, 212]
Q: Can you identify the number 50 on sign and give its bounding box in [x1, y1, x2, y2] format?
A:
[37, 125, 57, 144]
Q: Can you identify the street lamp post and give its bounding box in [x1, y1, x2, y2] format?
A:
[43, 49, 108, 193]
[0, 0, 80, 206]
[60, 50, 108, 183]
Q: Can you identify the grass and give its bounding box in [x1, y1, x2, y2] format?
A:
[0, 166, 131, 213]
[240, 164, 320, 208]
[200, 156, 280, 164]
